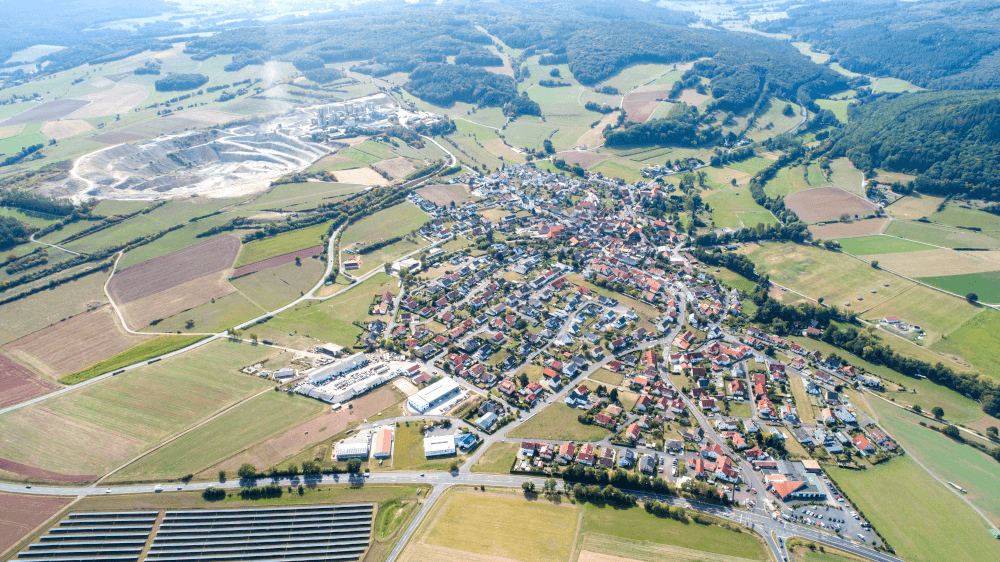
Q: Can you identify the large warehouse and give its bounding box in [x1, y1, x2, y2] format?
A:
[407, 377, 461, 413]
[372, 426, 394, 459]
[423, 434, 456, 457]
[308, 352, 368, 385]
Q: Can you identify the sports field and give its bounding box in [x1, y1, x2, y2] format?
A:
[825, 458, 1000, 562]
[0, 340, 273, 482]
[507, 403, 610, 441]
[919, 270, 1000, 303]
[835, 235, 932, 256]
[469, 442, 517, 474]
[235, 222, 330, 268]
[111, 391, 323, 482]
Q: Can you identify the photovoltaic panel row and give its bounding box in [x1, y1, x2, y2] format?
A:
[14, 511, 156, 562]
[145, 504, 373, 562]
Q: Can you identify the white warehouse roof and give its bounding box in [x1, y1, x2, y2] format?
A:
[423, 434, 456, 457]
[408, 377, 460, 412]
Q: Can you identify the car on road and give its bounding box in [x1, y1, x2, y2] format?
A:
[154, 484, 163, 492]
[105, 488, 111, 494]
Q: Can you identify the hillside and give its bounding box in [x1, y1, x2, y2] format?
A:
[832, 91, 1000, 200]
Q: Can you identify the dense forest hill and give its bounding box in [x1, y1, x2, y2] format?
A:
[756, 0, 1000, 90]
[604, 105, 719, 147]
[403, 63, 517, 108]
[832, 91, 1000, 201]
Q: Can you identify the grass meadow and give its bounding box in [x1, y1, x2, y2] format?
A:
[235, 221, 330, 268]
[245, 182, 366, 212]
[508, 403, 610, 441]
[59, 334, 208, 385]
[469, 442, 517, 474]
[386, 423, 463, 472]
[341, 203, 427, 249]
[0, 340, 273, 481]
[885, 220, 1000, 250]
[230, 257, 326, 311]
[825, 458, 1000, 562]
[932, 309, 1000, 380]
[919, 270, 1000, 303]
[835, 235, 933, 255]
[110, 390, 323, 482]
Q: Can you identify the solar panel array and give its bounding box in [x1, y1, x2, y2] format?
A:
[14, 511, 157, 561]
[144, 504, 373, 561]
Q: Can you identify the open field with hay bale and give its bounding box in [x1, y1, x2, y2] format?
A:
[2, 305, 151, 379]
[784, 186, 878, 222]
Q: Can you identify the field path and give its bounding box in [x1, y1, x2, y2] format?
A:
[385, 483, 451, 562]
[27, 232, 80, 256]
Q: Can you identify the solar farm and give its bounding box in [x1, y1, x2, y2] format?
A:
[13, 504, 374, 562]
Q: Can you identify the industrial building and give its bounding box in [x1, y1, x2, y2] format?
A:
[372, 426, 394, 459]
[408, 377, 461, 413]
[335, 431, 372, 460]
[423, 434, 456, 457]
[308, 353, 368, 385]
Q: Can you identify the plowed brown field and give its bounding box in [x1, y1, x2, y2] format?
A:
[0, 352, 59, 409]
[0, 492, 73, 557]
[109, 235, 240, 304]
[784, 186, 878, 223]
[119, 271, 234, 329]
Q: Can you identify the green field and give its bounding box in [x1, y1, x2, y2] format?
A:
[884, 220, 1000, 250]
[706, 184, 778, 230]
[0, 122, 46, 155]
[469, 441, 517, 474]
[351, 237, 423, 276]
[827, 157, 866, 196]
[508, 403, 610, 441]
[816, 99, 852, 123]
[872, 77, 922, 94]
[932, 310, 1000, 379]
[230, 258, 326, 311]
[0, 340, 274, 480]
[245, 182, 366, 211]
[0, 271, 109, 345]
[111, 391, 323, 482]
[118, 215, 248, 269]
[930, 204, 1000, 238]
[152, 291, 264, 334]
[253, 273, 397, 348]
[581, 503, 768, 560]
[919, 270, 1000, 303]
[0, 207, 61, 228]
[424, 492, 576, 562]
[235, 221, 330, 268]
[871, 400, 1000, 525]
[762, 164, 828, 197]
[745, 99, 804, 142]
[590, 368, 625, 386]
[834, 235, 933, 255]
[388, 424, 462, 472]
[59, 335, 209, 385]
[589, 158, 643, 184]
[341, 203, 427, 249]
[862, 284, 980, 346]
[826, 458, 1000, 562]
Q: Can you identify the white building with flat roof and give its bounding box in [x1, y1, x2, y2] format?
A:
[423, 434, 456, 457]
[407, 377, 461, 413]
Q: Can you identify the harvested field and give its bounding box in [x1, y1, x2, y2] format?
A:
[0, 352, 59, 409]
[39, 119, 93, 140]
[119, 270, 234, 329]
[417, 184, 475, 207]
[0, 100, 90, 127]
[885, 194, 945, 220]
[556, 151, 608, 167]
[579, 535, 764, 562]
[0, 492, 73, 557]
[622, 89, 671, 123]
[108, 235, 240, 304]
[372, 157, 416, 180]
[0, 125, 21, 139]
[307, 153, 352, 172]
[66, 82, 148, 118]
[231, 245, 324, 277]
[89, 131, 147, 144]
[808, 218, 888, 239]
[332, 167, 387, 185]
[3, 306, 151, 379]
[575, 111, 619, 150]
[678, 88, 711, 106]
[784, 186, 877, 223]
[0, 458, 98, 483]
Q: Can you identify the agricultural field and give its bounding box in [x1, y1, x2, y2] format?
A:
[808, 218, 888, 239]
[0, 351, 59, 409]
[919, 270, 1000, 304]
[230, 257, 326, 311]
[0, 493, 73, 558]
[351, 237, 423, 276]
[469, 442, 517, 474]
[930, 203, 1000, 235]
[868, 248, 1000, 278]
[783, 187, 877, 223]
[834, 235, 933, 255]
[870, 401, 1000, 526]
[109, 234, 240, 304]
[341, 203, 428, 249]
[508, 403, 610, 441]
[251, 273, 398, 349]
[884, 220, 1000, 250]
[0, 340, 273, 483]
[0, 272, 108, 345]
[762, 164, 829, 197]
[417, 184, 479, 207]
[861, 284, 980, 346]
[825, 458, 1000, 562]
[705, 183, 778, 230]
[884, 195, 941, 222]
[151, 291, 264, 335]
[110, 391, 323, 482]
[827, 157, 866, 195]
[932, 310, 1000, 379]
[235, 222, 329, 268]
[2, 305, 151, 379]
[231, 245, 325, 277]
[244, 182, 365, 212]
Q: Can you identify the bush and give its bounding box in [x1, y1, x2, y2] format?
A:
[202, 487, 226, 501]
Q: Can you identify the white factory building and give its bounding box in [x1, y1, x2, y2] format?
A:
[423, 434, 456, 457]
[407, 377, 461, 413]
[308, 353, 368, 385]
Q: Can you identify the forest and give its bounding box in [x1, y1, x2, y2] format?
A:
[0, 216, 33, 251]
[832, 91, 1000, 200]
[404, 63, 520, 108]
[604, 105, 719, 147]
[757, 0, 1000, 90]
[154, 73, 210, 92]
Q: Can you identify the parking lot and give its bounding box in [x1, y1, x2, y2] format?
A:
[785, 503, 875, 545]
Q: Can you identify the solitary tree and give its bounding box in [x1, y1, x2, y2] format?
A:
[932, 406, 945, 419]
[218, 470, 226, 483]
[346, 458, 362, 473]
[237, 463, 257, 480]
[966, 293, 979, 304]
[912, 404, 922, 414]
